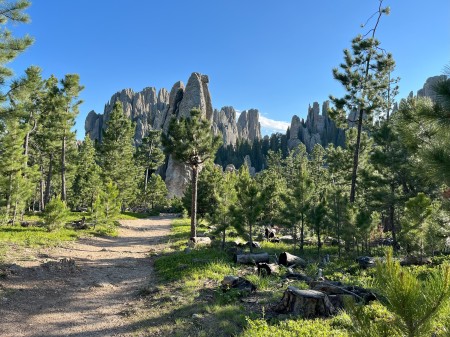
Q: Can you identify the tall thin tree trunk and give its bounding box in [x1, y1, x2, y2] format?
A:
[144, 168, 149, 192]
[389, 184, 398, 252]
[61, 135, 66, 201]
[249, 221, 253, 253]
[350, 109, 364, 203]
[6, 173, 13, 218]
[40, 179, 44, 211]
[12, 201, 18, 224]
[300, 212, 305, 252]
[190, 165, 198, 238]
[44, 154, 53, 205]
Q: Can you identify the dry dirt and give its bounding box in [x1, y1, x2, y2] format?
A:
[0, 216, 174, 337]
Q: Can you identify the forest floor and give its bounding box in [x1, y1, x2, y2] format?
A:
[0, 215, 174, 337]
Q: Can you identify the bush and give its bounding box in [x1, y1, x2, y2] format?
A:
[43, 196, 69, 231]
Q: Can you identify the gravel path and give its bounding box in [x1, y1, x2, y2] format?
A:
[0, 216, 173, 337]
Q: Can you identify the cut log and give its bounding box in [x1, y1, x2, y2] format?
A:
[356, 256, 375, 269]
[221, 275, 256, 293]
[257, 263, 279, 276]
[274, 286, 335, 317]
[245, 241, 261, 249]
[400, 255, 432, 266]
[265, 227, 277, 239]
[279, 235, 294, 243]
[190, 237, 212, 246]
[234, 252, 269, 265]
[278, 252, 307, 267]
[285, 271, 313, 283]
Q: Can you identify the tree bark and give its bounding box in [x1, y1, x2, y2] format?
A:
[279, 252, 307, 267]
[144, 167, 149, 192]
[349, 109, 364, 203]
[39, 169, 45, 211]
[6, 173, 12, 218]
[44, 153, 53, 205]
[390, 183, 398, 251]
[257, 263, 279, 276]
[190, 165, 198, 238]
[234, 252, 269, 264]
[274, 287, 335, 318]
[61, 134, 66, 201]
[300, 212, 305, 252]
[190, 236, 211, 246]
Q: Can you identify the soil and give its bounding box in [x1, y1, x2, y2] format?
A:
[0, 215, 174, 337]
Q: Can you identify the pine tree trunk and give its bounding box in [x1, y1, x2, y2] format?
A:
[44, 154, 53, 205]
[6, 173, 13, 218]
[222, 229, 226, 250]
[350, 109, 364, 203]
[300, 212, 305, 252]
[61, 135, 66, 201]
[40, 179, 44, 211]
[190, 165, 198, 238]
[389, 185, 398, 251]
[144, 168, 149, 192]
[12, 201, 18, 223]
[249, 221, 254, 253]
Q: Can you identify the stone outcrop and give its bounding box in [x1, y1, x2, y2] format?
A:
[417, 75, 447, 101]
[85, 72, 261, 198]
[288, 101, 345, 152]
[237, 109, 262, 143]
[212, 106, 239, 146]
[85, 87, 170, 144]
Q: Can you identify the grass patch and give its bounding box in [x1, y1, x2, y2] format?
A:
[0, 225, 80, 247]
[117, 212, 150, 220]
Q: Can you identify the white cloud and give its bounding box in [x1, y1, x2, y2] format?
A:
[259, 115, 290, 133]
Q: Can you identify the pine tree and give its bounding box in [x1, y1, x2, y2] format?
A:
[135, 130, 165, 191]
[329, 1, 395, 203]
[58, 74, 83, 201]
[43, 195, 69, 231]
[100, 101, 139, 209]
[92, 181, 121, 228]
[0, 118, 30, 222]
[280, 144, 313, 252]
[210, 170, 237, 250]
[230, 164, 262, 253]
[308, 144, 328, 254]
[72, 136, 102, 210]
[0, 0, 33, 103]
[163, 108, 222, 238]
[145, 174, 168, 211]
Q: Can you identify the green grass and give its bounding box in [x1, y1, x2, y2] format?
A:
[0, 225, 80, 247]
[129, 219, 450, 337]
[117, 211, 150, 220]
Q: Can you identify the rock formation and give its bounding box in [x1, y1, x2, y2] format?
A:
[417, 75, 447, 101]
[237, 109, 262, 143]
[85, 87, 170, 144]
[288, 101, 345, 152]
[85, 72, 261, 198]
[212, 106, 239, 146]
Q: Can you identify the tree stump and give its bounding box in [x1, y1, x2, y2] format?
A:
[257, 263, 279, 276]
[190, 237, 212, 246]
[274, 286, 335, 318]
[278, 252, 307, 267]
[234, 252, 269, 264]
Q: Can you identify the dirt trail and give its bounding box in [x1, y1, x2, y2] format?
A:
[0, 216, 173, 337]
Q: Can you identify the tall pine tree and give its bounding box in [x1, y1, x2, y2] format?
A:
[163, 108, 222, 238]
[100, 101, 139, 209]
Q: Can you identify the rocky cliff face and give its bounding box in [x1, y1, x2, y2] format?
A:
[417, 75, 447, 101]
[85, 72, 261, 197]
[288, 101, 345, 152]
[237, 109, 262, 143]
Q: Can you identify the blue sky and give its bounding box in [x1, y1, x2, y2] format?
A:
[8, 0, 450, 138]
